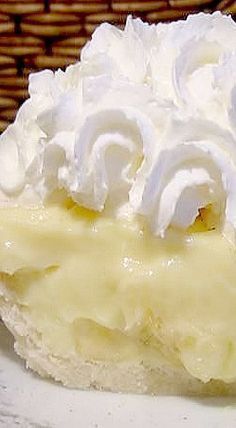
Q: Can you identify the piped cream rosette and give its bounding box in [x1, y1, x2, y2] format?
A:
[0, 12, 235, 241]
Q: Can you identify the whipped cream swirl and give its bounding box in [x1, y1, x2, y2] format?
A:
[1, 12, 236, 239]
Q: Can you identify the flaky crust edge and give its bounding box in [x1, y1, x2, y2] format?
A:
[1, 283, 236, 396]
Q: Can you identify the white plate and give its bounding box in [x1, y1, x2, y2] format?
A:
[1, 322, 236, 428]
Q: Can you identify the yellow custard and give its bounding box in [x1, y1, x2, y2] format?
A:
[1, 202, 236, 384]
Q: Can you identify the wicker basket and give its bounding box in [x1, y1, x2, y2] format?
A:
[0, 0, 235, 132]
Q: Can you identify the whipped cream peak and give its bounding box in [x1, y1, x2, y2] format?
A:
[72, 107, 156, 211]
[136, 117, 236, 233]
[1, 12, 236, 240]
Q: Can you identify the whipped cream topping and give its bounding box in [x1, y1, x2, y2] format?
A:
[1, 12, 236, 239]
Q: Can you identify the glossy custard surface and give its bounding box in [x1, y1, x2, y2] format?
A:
[1, 203, 236, 383]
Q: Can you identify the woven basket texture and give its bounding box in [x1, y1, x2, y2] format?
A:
[0, 0, 235, 132]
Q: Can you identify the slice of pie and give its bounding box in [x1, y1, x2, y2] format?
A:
[1, 12, 236, 395]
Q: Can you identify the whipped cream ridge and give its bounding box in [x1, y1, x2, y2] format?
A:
[1, 12, 236, 239]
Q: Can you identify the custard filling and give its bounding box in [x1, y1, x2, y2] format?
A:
[1, 202, 236, 384]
